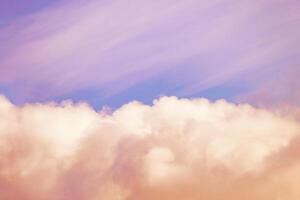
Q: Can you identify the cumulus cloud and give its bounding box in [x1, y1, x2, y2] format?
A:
[0, 94, 300, 200]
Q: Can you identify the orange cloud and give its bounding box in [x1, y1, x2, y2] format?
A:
[0, 95, 299, 200]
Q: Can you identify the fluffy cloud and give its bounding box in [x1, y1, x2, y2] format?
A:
[0, 95, 299, 200]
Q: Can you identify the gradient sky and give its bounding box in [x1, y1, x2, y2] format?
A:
[0, 0, 299, 109]
[1, 1, 300, 199]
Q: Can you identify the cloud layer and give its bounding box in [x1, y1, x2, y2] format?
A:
[0, 94, 300, 200]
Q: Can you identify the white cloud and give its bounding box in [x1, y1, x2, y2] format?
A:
[0, 95, 299, 199]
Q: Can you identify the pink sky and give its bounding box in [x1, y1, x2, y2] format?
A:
[0, 0, 299, 107]
[0, 1, 300, 199]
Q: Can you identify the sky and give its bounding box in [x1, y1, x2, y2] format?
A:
[0, 0, 300, 199]
[0, 0, 299, 108]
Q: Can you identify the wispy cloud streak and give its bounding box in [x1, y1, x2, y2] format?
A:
[0, 0, 299, 105]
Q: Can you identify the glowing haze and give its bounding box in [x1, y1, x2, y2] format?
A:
[0, 0, 300, 199]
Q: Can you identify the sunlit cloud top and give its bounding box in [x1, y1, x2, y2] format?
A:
[0, 95, 300, 199]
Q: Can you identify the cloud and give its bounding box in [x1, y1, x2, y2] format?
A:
[0, 94, 300, 199]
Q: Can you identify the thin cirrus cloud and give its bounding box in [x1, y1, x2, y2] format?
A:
[0, 95, 300, 199]
[0, 0, 299, 107]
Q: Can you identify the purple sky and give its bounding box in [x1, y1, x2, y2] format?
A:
[1, 2, 300, 198]
[0, 0, 299, 108]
